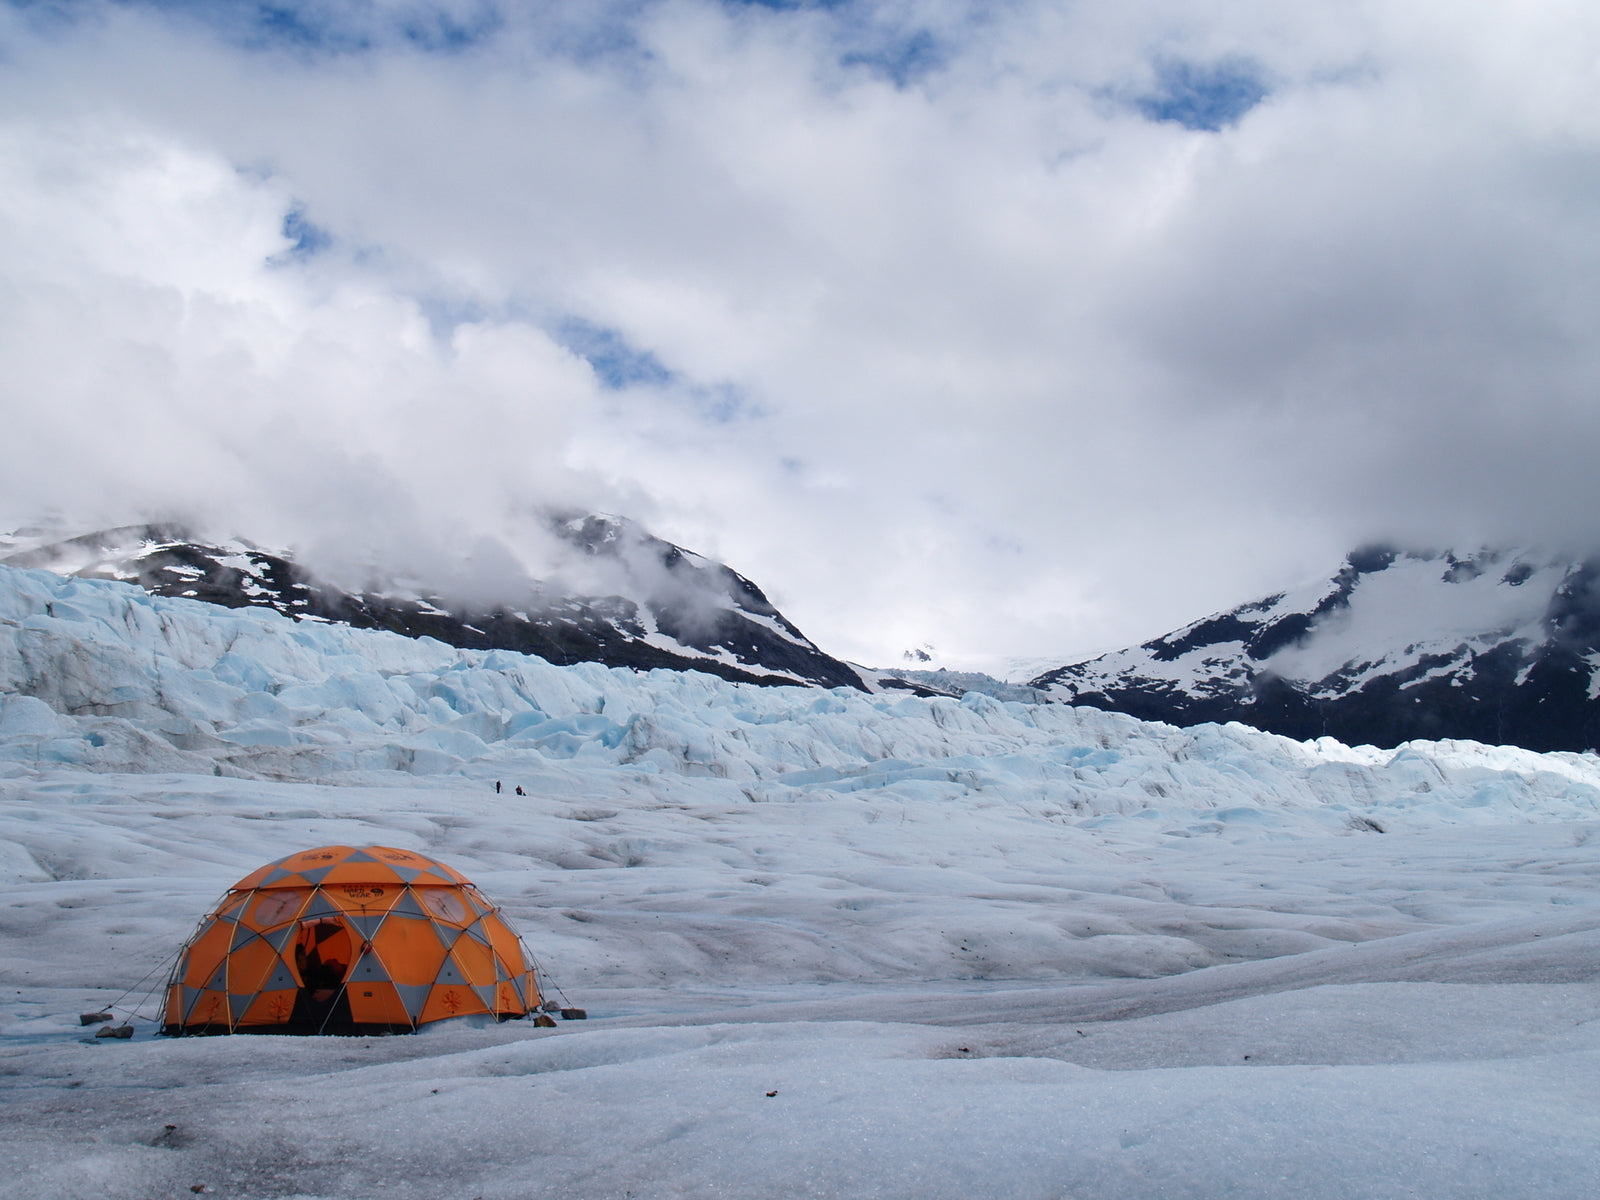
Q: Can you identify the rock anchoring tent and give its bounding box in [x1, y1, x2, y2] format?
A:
[163, 845, 544, 1035]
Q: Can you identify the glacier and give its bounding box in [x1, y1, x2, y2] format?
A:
[1, 563, 1597, 1199]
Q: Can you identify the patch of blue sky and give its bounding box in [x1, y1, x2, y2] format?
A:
[551, 315, 763, 422]
[429, 309, 760, 422]
[260, 202, 333, 269]
[92, 0, 502, 58]
[3, 1, 83, 40]
[120, 0, 373, 55]
[399, 3, 503, 54]
[247, 2, 369, 52]
[532, 8, 656, 77]
[554, 317, 676, 391]
[275, 204, 331, 261]
[416, 294, 493, 342]
[721, 0, 851, 11]
[720, 0, 948, 88]
[840, 27, 943, 88]
[691, 381, 763, 425]
[1136, 59, 1268, 132]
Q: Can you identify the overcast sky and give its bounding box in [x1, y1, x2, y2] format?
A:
[2, 0, 1598, 671]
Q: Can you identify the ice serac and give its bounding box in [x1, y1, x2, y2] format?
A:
[1030, 546, 1600, 753]
[0, 518, 865, 692]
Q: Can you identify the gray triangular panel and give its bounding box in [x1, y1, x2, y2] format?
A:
[348, 954, 392, 984]
[262, 870, 318, 889]
[261, 965, 297, 990]
[299, 892, 343, 920]
[344, 850, 382, 864]
[261, 925, 298, 953]
[386, 890, 429, 920]
[393, 983, 432, 1020]
[346, 914, 387, 940]
[296, 865, 337, 886]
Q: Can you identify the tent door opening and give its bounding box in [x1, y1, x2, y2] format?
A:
[292, 919, 354, 1031]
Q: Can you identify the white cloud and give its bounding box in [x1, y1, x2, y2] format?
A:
[2, 1, 1599, 668]
[0, 111, 611, 591]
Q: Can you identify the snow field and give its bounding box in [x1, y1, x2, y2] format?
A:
[2, 565, 1599, 1198]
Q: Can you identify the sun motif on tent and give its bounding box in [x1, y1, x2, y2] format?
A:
[162, 845, 544, 1036]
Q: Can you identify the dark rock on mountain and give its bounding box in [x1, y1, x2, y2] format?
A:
[1029, 547, 1600, 753]
[1, 519, 865, 692]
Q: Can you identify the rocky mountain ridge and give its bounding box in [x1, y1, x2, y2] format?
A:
[0, 518, 867, 692]
[1027, 546, 1600, 753]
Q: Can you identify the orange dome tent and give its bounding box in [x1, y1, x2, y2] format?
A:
[162, 845, 543, 1035]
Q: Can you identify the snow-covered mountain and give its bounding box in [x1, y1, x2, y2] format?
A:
[0, 517, 866, 693]
[1031, 546, 1600, 753]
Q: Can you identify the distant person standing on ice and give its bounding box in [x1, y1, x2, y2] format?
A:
[495, 781, 502, 794]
